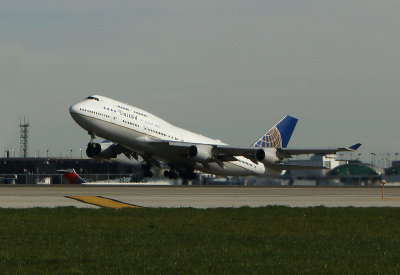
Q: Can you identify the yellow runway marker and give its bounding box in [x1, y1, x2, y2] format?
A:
[66, 196, 143, 208]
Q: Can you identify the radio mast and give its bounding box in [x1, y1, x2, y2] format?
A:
[19, 116, 30, 158]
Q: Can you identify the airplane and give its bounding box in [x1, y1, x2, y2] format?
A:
[69, 95, 361, 180]
[58, 169, 173, 185]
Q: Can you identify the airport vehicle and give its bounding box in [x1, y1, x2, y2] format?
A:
[58, 169, 173, 185]
[69, 95, 361, 180]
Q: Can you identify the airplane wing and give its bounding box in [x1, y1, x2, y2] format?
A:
[147, 141, 258, 156]
[144, 141, 361, 163]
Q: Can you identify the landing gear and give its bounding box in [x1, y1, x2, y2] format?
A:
[163, 164, 197, 183]
[164, 170, 179, 180]
[181, 172, 197, 180]
[143, 171, 153, 178]
[179, 166, 197, 185]
[141, 164, 153, 178]
[179, 165, 197, 180]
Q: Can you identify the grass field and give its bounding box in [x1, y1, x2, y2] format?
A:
[0, 207, 399, 274]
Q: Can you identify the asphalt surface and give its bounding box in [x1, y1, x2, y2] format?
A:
[1, 185, 400, 208]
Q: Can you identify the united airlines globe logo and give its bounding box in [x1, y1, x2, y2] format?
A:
[253, 127, 282, 148]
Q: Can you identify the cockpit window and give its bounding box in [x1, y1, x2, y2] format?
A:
[86, 96, 99, 101]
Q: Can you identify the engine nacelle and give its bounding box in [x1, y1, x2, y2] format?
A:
[188, 145, 213, 162]
[86, 142, 117, 159]
[256, 148, 279, 165]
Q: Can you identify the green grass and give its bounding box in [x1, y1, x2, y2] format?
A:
[0, 207, 399, 274]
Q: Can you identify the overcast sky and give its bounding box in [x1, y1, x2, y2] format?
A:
[1, 1, 399, 162]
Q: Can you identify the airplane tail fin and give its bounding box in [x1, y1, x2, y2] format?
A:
[252, 115, 298, 148]
[58, 169, 87, 184]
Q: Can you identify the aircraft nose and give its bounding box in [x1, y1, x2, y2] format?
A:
[69, 103, 81, 114]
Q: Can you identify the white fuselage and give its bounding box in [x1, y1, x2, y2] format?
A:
[69, 95, 274, 176]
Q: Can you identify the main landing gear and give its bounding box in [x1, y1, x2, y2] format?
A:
[141, 164, 153, 178]
[164, 170, 179, 180]
[164, 166, 197, 182]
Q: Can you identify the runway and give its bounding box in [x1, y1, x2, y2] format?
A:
[1, 185, 400, 208]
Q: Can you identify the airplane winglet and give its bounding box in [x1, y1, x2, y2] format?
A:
[348, 143, 362, 151]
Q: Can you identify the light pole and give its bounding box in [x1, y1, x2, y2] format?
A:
[370, 153, 376, 165]
[80, 148, 83, 173]
[70, 149, 73, 159]
[47, 149, 49, 159]
[13, 149, 15, 158]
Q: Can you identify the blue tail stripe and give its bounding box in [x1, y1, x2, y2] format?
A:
[349, 143, 362, 151]
[275, 116, 298, 148]
[77, 175, 87, 184]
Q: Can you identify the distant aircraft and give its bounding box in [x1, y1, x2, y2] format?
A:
[58, 169, 173, 185]
[69, 95, 361, 180]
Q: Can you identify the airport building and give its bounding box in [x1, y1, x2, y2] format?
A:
[0, 157, 142, 184]
[0, 154, 397, 185]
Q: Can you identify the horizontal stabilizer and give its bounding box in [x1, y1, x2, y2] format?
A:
[270, 163, 328, 170]
[278, 143, 362, 158]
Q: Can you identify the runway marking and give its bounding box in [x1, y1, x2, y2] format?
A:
[66, 196, 143, 208]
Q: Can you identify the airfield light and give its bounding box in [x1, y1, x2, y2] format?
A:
[381, 180, 386, 200]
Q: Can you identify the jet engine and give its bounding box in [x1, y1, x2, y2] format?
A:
[255, 148, 280, 165]
[86, 142, 117, 159]
[188, 145, 213, 162]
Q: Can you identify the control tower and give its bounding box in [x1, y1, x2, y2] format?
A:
[20, 117, 30, 158]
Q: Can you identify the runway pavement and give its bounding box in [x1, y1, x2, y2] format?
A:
[1, 185, 400, 208]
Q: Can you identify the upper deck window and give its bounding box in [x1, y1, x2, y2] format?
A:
[86, 96, 99, 101]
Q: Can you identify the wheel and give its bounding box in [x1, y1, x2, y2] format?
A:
[144, 171, 153, 178]
[164, 170, 171, 178]
[164, 170, 179, 179]
[141, 164, 151, 171]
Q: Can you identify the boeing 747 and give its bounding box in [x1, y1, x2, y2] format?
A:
[69, 95, 360, 180]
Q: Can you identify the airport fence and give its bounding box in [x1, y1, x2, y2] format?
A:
[0, 174, 397, 186]
[0, 174, 143, 185]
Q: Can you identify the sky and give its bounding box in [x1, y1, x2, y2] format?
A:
[1, 1, 400, 163]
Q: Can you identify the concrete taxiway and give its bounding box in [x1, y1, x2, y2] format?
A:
[1, 185, 400, 208]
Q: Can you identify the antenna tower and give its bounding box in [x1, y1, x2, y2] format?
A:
[19, 116, 30, 158]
